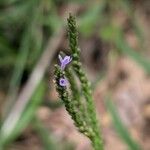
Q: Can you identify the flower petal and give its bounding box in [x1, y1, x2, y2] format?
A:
[58, 54, 63, 63]
[59, 78, 68, 86]
[60, 62, 66, 70]
[58, 54, 72, 70]
[63, 56, 72, 65]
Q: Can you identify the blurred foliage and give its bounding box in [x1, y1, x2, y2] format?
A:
[0, 81, 45, 148]
[106, 97, 141, 150]
[0, 0, 149, 149]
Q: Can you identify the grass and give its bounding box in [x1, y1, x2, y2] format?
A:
[0, 0, 148, 149]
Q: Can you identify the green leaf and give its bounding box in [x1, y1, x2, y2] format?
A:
[5, 0, 43, 116]
[100, 24, 121, 42]
[0, 1, 34, 24]
[105, 97, 141, 150]
[78, 1, 106, 36]
[33, 117, 57, 150]
[0, 81, 45, 148]
[116, 36, 150, 74]
[100, 25, 150, 74]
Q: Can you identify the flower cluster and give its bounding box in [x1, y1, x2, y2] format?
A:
[54, 14, 103, 150]
[58, 54, 72, 87]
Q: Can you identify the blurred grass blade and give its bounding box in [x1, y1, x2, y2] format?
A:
[0, 37, 17, 67]
[33, 117, 57, 150]
[0, 81, 45, 148]
[100, 25, 150, 74]
[105, 97, 141, 150]
[118, 0, 144, 43]
[116, 36, 150, 74]
[91, 71, 106, 90]
[10, 29, 30, 90]
[29, 27, 43, 65]
[5, 0, 43, 117]
[78, 0, 106, 36]
[4, 27, 31, 117]
[0, 0, 19, 5]
[33, 117, 75, 150]
[0, 1, 33, 24]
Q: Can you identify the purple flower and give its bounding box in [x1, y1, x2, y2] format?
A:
[58, 55, 72, 70]
[59, 78, 68, 87]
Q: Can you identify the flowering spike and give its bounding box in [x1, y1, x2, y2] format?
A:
[54, 14, 103, 150]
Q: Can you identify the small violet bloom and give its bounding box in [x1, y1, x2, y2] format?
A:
[59, 78, 68, 87]
[58, 54, 72, 70]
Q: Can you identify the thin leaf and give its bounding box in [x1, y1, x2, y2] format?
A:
[0, 81, 45, 148]
[105, 97, 141, 150]
[78, 0, 106, 36]
[33, 117, 57, 150]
